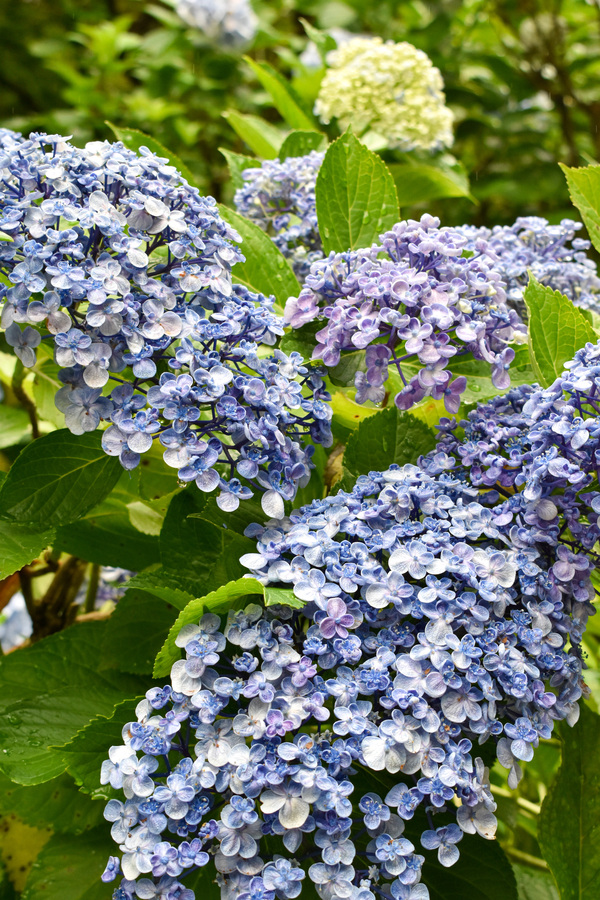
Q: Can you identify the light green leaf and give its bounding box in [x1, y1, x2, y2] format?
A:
[265, 585, 305, 608]
[223, 111, 285, 159]
[560, 162, 600, 254]
[389, 161, 475, 205]
[0, 406, 31, 448]
[513, 865, 559, 900]
[219, 204, 300, 308]
[219, 147, 256, 191]
[279, 131, 328, 159]
[299, 17, 337, 63]
[524, 275, 597, 388]
[244, 58, 318, 131]
[106, 121, 197, 186]
[153, 577, 265, 677]
[0, 620, 147, 785]
[539, 704, 600, 899]
[21, 826, 116, 900]
[343, 408, 437, 477]
[0, 430, 122, 528]
[0, 772, 103, 835]
[315, 132, 399, 254]
[0, 519, 54, 579]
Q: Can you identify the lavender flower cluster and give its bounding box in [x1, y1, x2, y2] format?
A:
[175, 0, 258, 48]
[455, 217, 600, 318]
[0, 133, 332, 517]
[285, 216, 525, 413]
[100, 435, 592, 900]
[234, 152, 324, 280]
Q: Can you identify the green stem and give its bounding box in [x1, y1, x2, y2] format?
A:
[84, 563, 100, 614]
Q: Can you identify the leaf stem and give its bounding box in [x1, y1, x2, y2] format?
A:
[11, 359, 40, 440]
[84, 563, 101, 614]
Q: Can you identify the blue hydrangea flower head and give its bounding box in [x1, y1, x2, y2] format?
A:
[175, 0, 258, 47]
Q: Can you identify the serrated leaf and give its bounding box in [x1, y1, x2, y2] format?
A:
[106, 121, 197, 186]
[153, 577, 265, 677]
[21, 826, 116, 900]
[539, 704, 600, 899]
[343, 408, 437, 477]
[101, 589, 179, 674]
[0, 773, 104, 834]
[524, 275, 597, 388]
[219, 147, 256, 191]
[61, 698, 142, 796]
[560, 162, 600, 255]
[279, 131, 327, 159]
[0, 430, 122, 528]
[0, 519, 54, 579]
[223, 111, 285, 159]
[244, 58, 317, 131]
[0, 620, 147, 785]
[264, 585, 305, 608]
[124, 570, 196, 611]
[0, 405, 31, 448]
[389, 161, 475, 205]
[219, 204, 300, 308]
[315, 132, 399, 254]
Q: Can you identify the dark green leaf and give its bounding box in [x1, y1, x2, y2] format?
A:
[343, 408, 437, 477]
[524, 275, 597, 388]
[138, 445, 180, 500]
[0, 430, 122, 528]
[539, 704, 600, 899]
[0, 620, 147, 784]
[153, 577, 265, 677]
[0, 519, 54, 579]
[101, 589, 179, 674]
[315, 132, 399, 254]
[560, 163, 600, 255]
[0, 406, 31, 448]
[389, 161, 475, 205]
[123, 571, 196, 611]
[106, 121, 197, 186]
[219, 147, 256, 191]
[21, 826, 115, 900]
[279, 131, 327, 159]
[244, 58, 317, 131]
[0, 773, 103, 834]
[279, 321, 321, 359]
[219, 204, 300, 309]
[422, 833, 518, 900]
[223, 111, 284, 159]
[512, 864, 559, 900]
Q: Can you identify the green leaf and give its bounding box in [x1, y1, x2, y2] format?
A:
[422, 833, 518, 900]
[343, 408, 437, 477]
[101, 589, 178, 674]
[0, 406, 31, 448]
[219, 147, 256, 191]
[21, 826, 115, 900]
[0, 620, 147, 785]
[389, 161, 475, 205]
[61, 698, 142, 797]
[138, 444, 180, 500]
[299, 17, 337, 62]
[524, 275, 597, 388]
[219, 204, 300, 308]
[244, 58, 317, 131]
[0, 773, 103, 834]
[153, 577, 265, 677]
[539, 704, 600, 899]
[106, 121, 197, 187]
[0, 430, 122, 528]
[0, 519, 54, 579]
[512, 865, 559, 900]
[223, 111, 285, 159]
[264, 585, 305, 608]
[315, 132, 399, 254]
[279, 131, 327, 159]
[560, 163, 600, 255]
[123, 570, 196, 611]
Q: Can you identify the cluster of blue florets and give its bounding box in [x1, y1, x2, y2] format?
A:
[234, 152, 324, 280]
[285, 216, 525, 413]
[175, 0, 258, 48]
[0, 133, 332, 516]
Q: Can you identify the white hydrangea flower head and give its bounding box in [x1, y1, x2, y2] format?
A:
[175, 0, 258, 47]
[315, 37, 454, 151]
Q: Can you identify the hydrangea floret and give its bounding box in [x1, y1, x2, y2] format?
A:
[285, 215, 525, 413]
[100, 447, 591, 899]
[314, 38, 454, 151]
[175, 0, 258, 47]
[234, 152, 324, 280]
[0, 133, 332, 517]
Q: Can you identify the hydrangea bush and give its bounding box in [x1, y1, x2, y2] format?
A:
[174, 0, 258, 47]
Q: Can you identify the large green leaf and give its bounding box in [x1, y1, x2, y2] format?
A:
[524, 275, 597, 388]
[343, 407, 437, 477]
[560, 163, 600, 255]
[0, 430, 122, 528]
[512, 865, 559, 900]
[539, 704, 600, 899]
[0, 519, 54, 579]
[244, 58, 317, 131]
[106, 121, 197, 186]
[223, 111, 285, 159]
[0, 620, 147, 785]
[100, 589, 178, 675]
[219, 147, 256, 191]
[0, 773, 103, 835]
[315, 132, 399, 254]
[62, 698, 142, 797]
[219, 204, 300, 308]
[279, 131, 328, 159]
[0, 406, 31, 448]
[422, 833, 518, 900]
[153, 576, 265, 676]
[389, 161, 474, 205]
[21, 826, 115, 900]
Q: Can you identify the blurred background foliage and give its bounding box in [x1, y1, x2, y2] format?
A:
[4, 0, 600, 223]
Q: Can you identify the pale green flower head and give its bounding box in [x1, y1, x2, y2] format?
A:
[315, 37, 454, 152]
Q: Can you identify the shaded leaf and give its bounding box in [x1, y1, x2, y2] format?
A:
[0, 520, 54, 579]
[223, 111, 284, 159]
[0, 773, 103, 834]
[244, 58, 317, 130]
[344, 408, 437, 477]
[219, 147, 255, 191]
[101, 589, 179, 674]
[389, 161, 474, 205]
[279, 131, 327, 159]
[21, 826, 115, 900]
[106, 121, 196, 186]
[0, 406, 31, 448]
